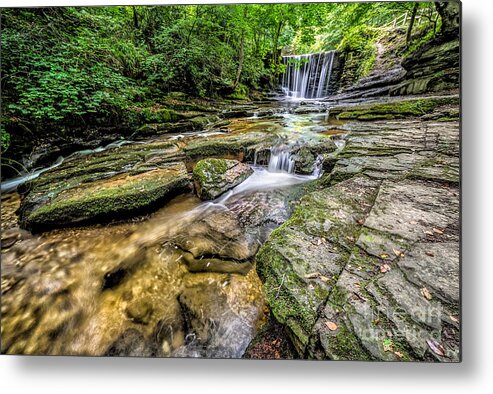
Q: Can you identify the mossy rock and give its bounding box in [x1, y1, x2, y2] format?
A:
[332, 96, 459, 120]
[183, 131, 275, 169]
[22, 163, 191, 232]
[193, 158, 253, 200]
[255, 176, 381, 356]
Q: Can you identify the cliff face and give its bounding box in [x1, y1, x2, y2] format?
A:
[391, 38, 459, 96]
[331, 2, 460, 101]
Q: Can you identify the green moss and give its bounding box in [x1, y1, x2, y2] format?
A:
[25, 168, 190, 231]
[255, 242, 321, 352]
[193, 158, 229, 186]
[334, 96, 460, 120]
[323, 317, 373, 361]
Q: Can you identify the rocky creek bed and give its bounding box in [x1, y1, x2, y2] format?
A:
[1, 95, 460, 360]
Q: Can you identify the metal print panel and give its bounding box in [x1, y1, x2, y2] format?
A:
[0, 1, 461, 361]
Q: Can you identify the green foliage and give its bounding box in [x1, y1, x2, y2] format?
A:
[338, 25, 379, 79]
[1, 126, 11, 153]
[0, 2, 451, 158]
[2, 8, 146, 126]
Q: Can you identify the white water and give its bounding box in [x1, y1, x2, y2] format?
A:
[268, 148, 296, 174]
[281, 51, 336, 100]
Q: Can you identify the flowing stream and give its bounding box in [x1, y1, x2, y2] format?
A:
[1, 103, 347, 358]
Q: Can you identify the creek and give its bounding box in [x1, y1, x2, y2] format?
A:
[1, 102, 348, 357]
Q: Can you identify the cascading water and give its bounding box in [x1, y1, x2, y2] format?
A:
[267, 148, 295, 173]
[281, 51, 336, 100]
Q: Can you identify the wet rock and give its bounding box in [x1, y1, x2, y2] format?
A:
[21, 163, 191, 232]
[293, 138, 337, 174]
[184, 131, 276, 168]
[172, 206, 259, 262]
[105, 329, 154, 357]
[193, 158, 253, 200]
[1, 227, 30, 249]
[175, 271, 265, 358]
[126, 300, 153, 325]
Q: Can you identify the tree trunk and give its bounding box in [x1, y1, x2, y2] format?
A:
[406, 4, 419, 44]
[233, 29, 245, 90]
[132, 6, 139, 29]
[271, 20, 284, 81]
[435, 1, 460, 39]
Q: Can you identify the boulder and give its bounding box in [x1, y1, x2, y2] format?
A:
[21, 163, 191, 232]
[193, 158, 253, 200]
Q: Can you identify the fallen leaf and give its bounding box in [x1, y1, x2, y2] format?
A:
[393, 248, 405, 258]
[420, 287, 432, 300]
[325, 321, 338, 331]
[380, 253, 389, 259]
[450, 315, 460, 323]
[380, 264, 391, 273]
[426, 339, 446, 357]
[433, 228, 444, 235]
[425, 250, 435, 257]
[394, 351, 404, 358]
[356, 219, 364, 225]
[305, 272, 321, 279]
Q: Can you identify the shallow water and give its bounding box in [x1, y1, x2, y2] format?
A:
[1, 105, 347, 357]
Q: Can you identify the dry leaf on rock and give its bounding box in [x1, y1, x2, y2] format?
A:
[420, 287, 432, 300]
[426, 339, 446, 357]
[304, 272, 321, 279]
[450, 315, 459, 323]
[325, 321, 338, 331]
[393, 248, 405, 258]
[380, 264, 391, 273]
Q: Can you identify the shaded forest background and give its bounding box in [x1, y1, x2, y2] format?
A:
[1, 2, 456, 158]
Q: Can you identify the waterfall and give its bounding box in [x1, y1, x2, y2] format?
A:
[281, 51, 336, 99]
[267, 148, 295, 174]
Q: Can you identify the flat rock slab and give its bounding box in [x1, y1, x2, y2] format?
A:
[309, 179, 460, 362]
[22, 163, 190, 231]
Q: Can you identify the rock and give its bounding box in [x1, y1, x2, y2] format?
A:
[21, 163, 191, 232]
[307, 179, 460, 362]
[193, 158, 253, 200]
[330, 116, 460, 185]
[184, 131, 275, 168]
[293, 138, 337, 174]
[175, 271, 265, 358]
[125, 300, 153, 325]
[255, 176, 381, 355]
[105, 329, 154, 357]
[172, 205, 259, 274]
[330, 96, 459, 121]
[393, 38, 459, 96]
[257, 100, 460, 361]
